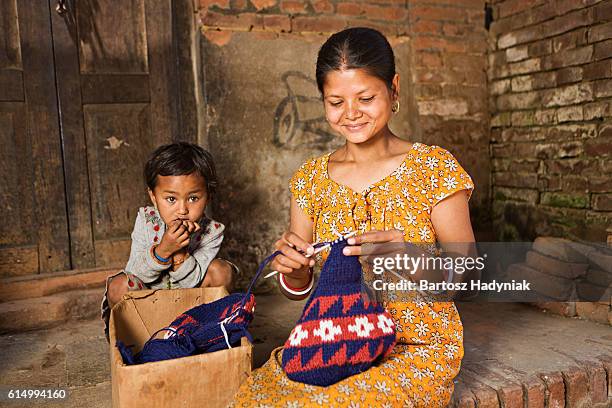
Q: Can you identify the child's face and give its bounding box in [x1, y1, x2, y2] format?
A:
[322, 68, 399, 144]
[148, 173, 208, 225]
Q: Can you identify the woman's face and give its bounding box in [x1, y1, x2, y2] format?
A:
[322, 68, 398, 144]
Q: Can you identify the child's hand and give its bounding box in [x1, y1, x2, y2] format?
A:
[181, 220, 201, 234]
[156, 220, 191, 259]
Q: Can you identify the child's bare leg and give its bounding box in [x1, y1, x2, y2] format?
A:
[107, 274, 129, 308]
[201, 259, 234, 291]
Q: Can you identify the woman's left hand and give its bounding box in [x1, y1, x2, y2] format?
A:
[342, 229, 404, 256]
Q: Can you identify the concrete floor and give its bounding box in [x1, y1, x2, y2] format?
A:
[0, 295, 610, 407]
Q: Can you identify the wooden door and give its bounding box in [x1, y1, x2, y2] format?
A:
[50, 0, 180, 269]
[0, 0, 71, 276]
[0, 0, 186, 277]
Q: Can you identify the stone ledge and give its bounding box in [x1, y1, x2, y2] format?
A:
[0, 267, 117, 302]
[0, 289, 102, 334]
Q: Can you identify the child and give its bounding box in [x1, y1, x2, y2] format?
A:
[101, 142, 235, 339]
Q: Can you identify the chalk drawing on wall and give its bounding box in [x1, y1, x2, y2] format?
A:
[273, 71, 336, 149]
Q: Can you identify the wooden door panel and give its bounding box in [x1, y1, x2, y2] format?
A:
[81, 74, 150, 104]
[83, 103, 153, 240]
[0, 0, 21, 70]
[0, 103, 35, 247]
[76, 0, 148, 74]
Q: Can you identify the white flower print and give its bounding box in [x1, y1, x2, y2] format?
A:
[252, 393, 268, 401]
[398, 372, 412, 388]
[348, 402, 361, 408]
[404, 212, 417, 226]
[418, 225, 431, 241]
[310, 392, 329, 405]
[322, 211, 331, 224]
[288, 324, 309, 346]
[338, 185, 347, 195]
[296, 195, 308, 209]
[444, 342, 459, 359]
[428, 309, 439, 319]
[430, 331, 444, 344]
[395, 195, 405, 209]
[412, 366, 425, 380]
[285, 402, 302, 408]
[394, 222, 404, 231]
[337, 384, 354, 395]
[330, 195, 337, 207]
[402, 187, 411, 199]
[277, 377, 289, 387]
[359, 221, 368, 233]
[377, 314, 395, 334]
[295, 178, 306, 191]
[444, 158, 458, 171]
[313, 319, 342, 342]
[374, 380, 391, 395]
[423, 367, 435, 378]
[425, 156, 439, 170]
[348, 316, 375, 338]
[303, 384, 315, 393]
[354, 379, 371, 391]
[443, 176, 458, 191]
[415, 320, 430, 337]
[414, 347, 431, 361]
[401, 308, 415, 324]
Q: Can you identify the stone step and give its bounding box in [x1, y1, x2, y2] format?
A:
[0, 288, 103, 334]
[0, 267, 116, 302]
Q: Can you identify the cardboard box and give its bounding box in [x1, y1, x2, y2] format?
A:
[109, 287, 252, 408]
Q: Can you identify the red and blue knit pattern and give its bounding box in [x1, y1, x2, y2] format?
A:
[281, 240, 396, 386]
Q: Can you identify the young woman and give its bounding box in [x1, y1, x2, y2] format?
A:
[233, 27, 475, 407]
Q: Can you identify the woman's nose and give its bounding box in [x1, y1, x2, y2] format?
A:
[345, 102, 361, 120]
[177, 202, 188, 214]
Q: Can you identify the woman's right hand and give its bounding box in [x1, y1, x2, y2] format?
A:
[271, 231, 315, 281]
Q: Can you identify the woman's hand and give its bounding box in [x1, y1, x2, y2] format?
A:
[342, 229, 404, 256]
[271, 232, 316, 279]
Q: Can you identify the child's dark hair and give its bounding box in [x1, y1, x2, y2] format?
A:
[144, 142, 217, 199]
[315, 27, 396, 94]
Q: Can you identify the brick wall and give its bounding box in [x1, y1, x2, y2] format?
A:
[198, 1, 489, 211]
[488, 0, 612, 241]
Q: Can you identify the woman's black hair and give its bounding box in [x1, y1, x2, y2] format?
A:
[144, 142, 218, 199]
[315, 27, 396, 94]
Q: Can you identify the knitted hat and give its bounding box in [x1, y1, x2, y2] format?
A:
[281, 240, 396, 386]
[117, 293, 255, 365]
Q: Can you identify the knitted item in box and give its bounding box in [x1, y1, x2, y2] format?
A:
[117, 294, 255, 365]
[281, 240, 396, 386]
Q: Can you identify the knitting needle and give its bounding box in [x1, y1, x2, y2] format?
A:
[264, 230, 357, 279]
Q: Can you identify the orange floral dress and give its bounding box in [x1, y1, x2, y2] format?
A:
[232, 142, 474, 407]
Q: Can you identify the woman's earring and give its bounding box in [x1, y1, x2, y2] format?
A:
[392, 100, 400, 114]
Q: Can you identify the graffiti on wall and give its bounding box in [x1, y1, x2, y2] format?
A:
[273, 71, 336, 149]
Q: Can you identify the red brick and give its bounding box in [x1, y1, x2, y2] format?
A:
[589, 21, 612, 43]
[336, 2, 363, 16]
[199, 0, 230, 9]
[442, 22, 472, 37]
[594, 1, 612, 21]
[412, 36, 466, 53]
[250, 0, 277, 10]
[601, 356, 612, 398]
[262, 15, 290, 32]
[556, 67, 583, 85]
[498, 0, 534, 19]
[528, 39, 552, 57]
[576, 301, 610, 323]
[416, 51, 442, 67]
[498, 383, 524, 408]
[231, 0, 248, 10]
[311, 0, 333, 13]
[552, 28, 588, 53]
[583, 59, 612, 81]
[280, 0, 307, 14]
[292, 16, 345, 33]
[201, 11, 263, 30]
[594, 39, 612, 60]
[409, 5, 467, 22]
[522, 376, 546, 408]
[412, 20, 442, 34]
[555, 0, 591, 16]
[580, 362, 608, 404]
[542, 8, 593, 39]
[562, 367, 590, 407]
[498, 25, 543, 49]
[594, 79, 612, 98]
[540, 372, 566, 408]
[592, 194, 612, 211]
[542, 45, 593, 70]
[470, 385, 500, 408]
[363, 4, 407, 21]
